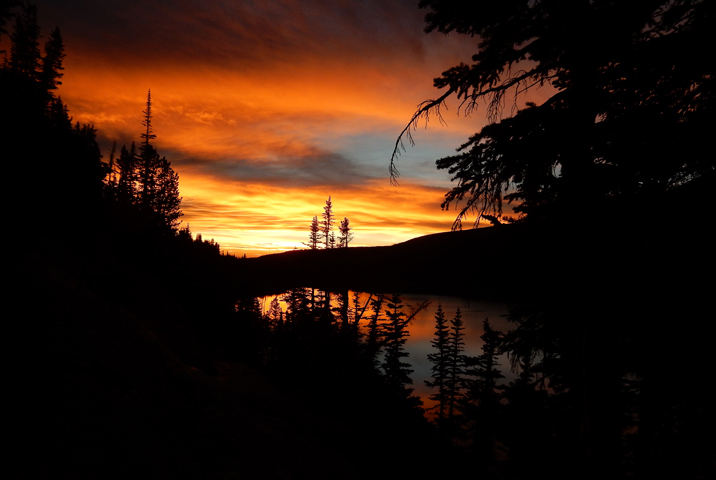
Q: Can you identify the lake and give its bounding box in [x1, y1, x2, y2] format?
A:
[259, 291, 513, 412]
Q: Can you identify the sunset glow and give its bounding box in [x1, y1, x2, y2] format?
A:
[17, 0, 549, 256]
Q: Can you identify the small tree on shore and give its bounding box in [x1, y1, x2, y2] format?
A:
[321, 196, 334, 249]
[338, 217, 353, 247]
[306, 215, 320, 249]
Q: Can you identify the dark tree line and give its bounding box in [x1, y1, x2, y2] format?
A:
[246, 289, 426, 406]
[424, 297, 715, 479]
[228, 287, 446, 478]
[2, 3, 106, 236]
[1, 3, 186, 242]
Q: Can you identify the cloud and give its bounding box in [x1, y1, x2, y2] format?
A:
[170, 144, 370, 188]
[28, 0, 491, 255]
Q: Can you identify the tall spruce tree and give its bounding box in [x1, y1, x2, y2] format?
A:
[8, 3, 40, 78]
[105, 92, 182, 232]
[381, 293, 413, 397]
[138, 90, 157, 209]
[425, 304, 450, 426]
[444, 307, 466, 421]
[39, 26, 64, 91]
[321, 195, 334, 249]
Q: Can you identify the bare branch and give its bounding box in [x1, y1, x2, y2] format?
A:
[390, 68, 541, 186]
[390, 87, 456, 185]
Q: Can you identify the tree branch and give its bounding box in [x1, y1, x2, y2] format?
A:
[390, 67, 541, 185]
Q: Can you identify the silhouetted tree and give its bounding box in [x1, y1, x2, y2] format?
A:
[177, 223, 192, 242]
[338, 217, 353, 247]
[381, 293, 413, 397]
[281, 287, 310, 323]
[425, 304, 450, 426]
[39, 26, 64, 91]
[152, 153, 182, 230]
[140, 89, 157, 151]
[350, 291, 363, 325]
[115, 143, 139, 204]
[266, 297, 283, 327]
[138, 90, 158, 209]
[105, 92, 182, 232]
[0, 1, 21, 46]
[394, 0, 716, 225]
[366, 293, 384, 362]
[47, 95, 71, 130]
[462, 318, 505, 474]
[444, 307, 466, 423]
[8, 3, 39, 78]
[306, 215, 320, 249]
[321, 196, 334, 249]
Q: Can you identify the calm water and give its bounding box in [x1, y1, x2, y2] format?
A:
[259, 291, 513, 411]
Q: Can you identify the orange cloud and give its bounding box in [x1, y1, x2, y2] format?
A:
[29, 0, 540, 256]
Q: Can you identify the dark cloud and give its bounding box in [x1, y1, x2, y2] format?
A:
[166, 144, 372, 188]
[36, 0, 432, 69]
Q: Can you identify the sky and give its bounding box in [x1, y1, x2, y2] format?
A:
[15, 0, 535, 256]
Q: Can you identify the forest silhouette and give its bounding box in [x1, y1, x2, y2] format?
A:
[5, 1, 715, 479]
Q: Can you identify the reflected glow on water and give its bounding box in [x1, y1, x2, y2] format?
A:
[259, 291, 512, 412]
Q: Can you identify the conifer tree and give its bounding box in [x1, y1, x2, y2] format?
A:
[266, 297, 283, 327]
[395, 0, 715, 225]
[366, 293, 385, 361]
[381, 293, 413, 396]
[464, 319, 504, 407]
[8, 3, 40, 78]
[445, 307, 466, 420]
[463, 318, 505, 472]
[138, 90, 157, 209]
[281, 287, 310, 323]
[338, 217, 353, 248]
[306, 215, 320, 249]
[39, 26, 64, 91]
[140, 89, 156, 151]
[0, 1, 21, 45]
[108, 90, 182, 232]
[116, 143, 139, 205]
[153, 154, 182, 230]
[425, 304, 450, 425]
[321, 195, 334, 249]
[47, 95, 71, 130]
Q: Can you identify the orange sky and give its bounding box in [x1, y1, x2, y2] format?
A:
[17, 1, 553, 256]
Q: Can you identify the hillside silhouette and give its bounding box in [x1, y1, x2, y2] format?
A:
[244, 174, 713, 302]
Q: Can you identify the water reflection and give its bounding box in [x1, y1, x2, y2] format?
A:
[259, 291, 511, 409]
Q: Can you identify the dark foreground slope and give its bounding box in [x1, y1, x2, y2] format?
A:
[9, 239, 371, 480]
